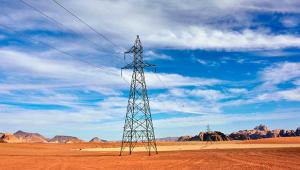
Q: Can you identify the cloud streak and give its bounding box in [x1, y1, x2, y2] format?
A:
[2, 0, 300, 50]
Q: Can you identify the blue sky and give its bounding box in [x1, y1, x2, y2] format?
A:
[0, 0, 300, 140]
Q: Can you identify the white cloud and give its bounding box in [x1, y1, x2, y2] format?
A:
[151, 99, 220, 114]
[169, 88, 227, 101]
[278, 88, 300, 101]
[228, 88, 248, 94]
[2, 0, 300, 50]
[255, 50, 300, 57]
[61, 0, 300, 50]
[0, 49, 126, 94]
[196, 59, 218, 66]
[222, 86, 300, 107]
[196, 59, 207, 65]
[221, 62, 300, 106]
[155, 109, 300, 128]
[238, 1, 300, 13]
[145, 73, 222, 88]
[192, 89, 226, 101]
[0, 48, 224, 114]
[294, 79, 300, 85]
[96, 92, 222, 115]
[0, 47, 226, 127]
[146, 27, 300, 50]
[1, 101, 299, 129]
[0, 48, 221, 93]
[257, 88, 300, 102]
[0, 105, 113, 125]
[260, 62, 300, 89]
[151, 88, 226, 114]
[144, 50, 173, 61]
[281, 16, 299, 28]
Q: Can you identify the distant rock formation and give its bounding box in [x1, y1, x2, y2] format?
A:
[178, 131, 230, 141]
[14, 130, 48, 143]
[229, 131, 250, 140]
[89, 137, 107, 143]
[279, 130, 296, 137]
[266, 129, 281, 138]
[0, 133, 21, 143]
[230, 125, 300, 140]
[49, 135, 84, 143]
[177, 136, 193, 141]
[296, 127, 300, 136]
[0, 133, 6, 143]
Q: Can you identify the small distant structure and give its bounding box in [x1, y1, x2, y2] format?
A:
[206, 124, 211, 133]
[206, 124, 213, 143]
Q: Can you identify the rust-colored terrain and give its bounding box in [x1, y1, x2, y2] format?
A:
[0, 137, 300, 170]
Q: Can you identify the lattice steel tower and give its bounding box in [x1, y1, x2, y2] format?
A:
[120, 35, 158, 156]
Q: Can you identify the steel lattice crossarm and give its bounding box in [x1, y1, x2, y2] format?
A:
[121, 36, 156, 70]
[122, 62, 155, 70]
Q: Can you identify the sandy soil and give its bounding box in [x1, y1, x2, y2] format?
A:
[238, 136, 300, 144]
[81, 137, 300, 152]
[81, 143, 300, 152]
[0, 137, 300, 170]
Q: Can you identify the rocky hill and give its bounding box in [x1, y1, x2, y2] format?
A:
[229, 124, 300, 140]
[178, 131, 230, 141]
[296, 127, 300, 136]
[89, 137, 107, 143]
[0, 133, 22, 143]
[49, 135, 84, 143]
[1, 130, 87, 144]
[13, 130, 48, 143]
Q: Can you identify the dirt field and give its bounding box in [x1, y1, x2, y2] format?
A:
[1, 137, 300, 170]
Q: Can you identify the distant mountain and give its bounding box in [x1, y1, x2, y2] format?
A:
[229, 125, 300, 140]
[49, 135, 84, 143]
[14, 130, 48, 143]
[1, 132, 84, 144]
[1, 125, 299, 144]
[0, 133, 21, 143]
[157, 137, 179, 141]
[176, 124, 300, 142]
[178, 131, 230, 142]
[89, 137, 107, 143]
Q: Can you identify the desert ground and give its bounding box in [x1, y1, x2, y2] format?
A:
[0, 137, 300, 170]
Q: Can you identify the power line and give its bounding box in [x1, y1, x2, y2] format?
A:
[52, 0, 122, 51]
[19, 0, 124, 65]
[0, 23, 130, 85]
[19, 0, 105, 54]
[10, 1, 164, 87]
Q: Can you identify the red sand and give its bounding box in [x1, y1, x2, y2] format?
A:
[238, 136, 300, 144]
[0, 137, 300, 170]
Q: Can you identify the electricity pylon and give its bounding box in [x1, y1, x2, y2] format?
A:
[206, 124, 213, 143]
[120, 35, 158, 156]
[206, 124, 211, 133]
